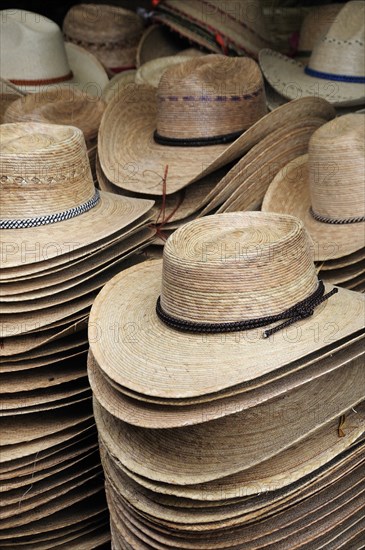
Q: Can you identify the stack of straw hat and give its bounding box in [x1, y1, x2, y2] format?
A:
[97, 54, 336, 244]
[63, 4, 144, 77]
[3, 88, 106, 183]
[263, 114, 365, 291]
[0, 122, 155, 546]
[0, 10, 108, 98]
[259, 1, 365, 108]
[88, 211, 365, 548]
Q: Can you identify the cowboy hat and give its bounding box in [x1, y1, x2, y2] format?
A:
[0, 122, 154, 269]
[63, 4, 144, 76]
[259, 1, 365, 107]
[262, 114, 365, 261]
[0, 10, 108, 96]
[99, 54, 270, 195]
[89, 212, 365, 402]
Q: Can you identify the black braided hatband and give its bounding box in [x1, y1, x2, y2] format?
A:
[153, 129, 244, 147]
[0, 190, 100, 230]
[310, 207, 365, 225]
[156, 281, 338, 339]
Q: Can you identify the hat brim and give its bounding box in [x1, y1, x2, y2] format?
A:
[1, 192, 153, 269]
[13, 43, 109, 98]
[89, 260, 365, 399]
[259, 49, 365, 107]
[98, 90, 335, 196]
[88, 334, 364, 428]
[262, 155, 365, 260]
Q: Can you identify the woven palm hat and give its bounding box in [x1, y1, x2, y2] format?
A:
[296, 4, 343, 63]
[3, 88, 105, 145]
[262, 114, 365, 261]
[98, 54, 270, 195]
[136, 24, 203, 68]
[89, 212, 365, 401]
[63, 3, 144, 75]
[154, 0, 272, 58]
[259, 1, 365, 107]
[0, 10, 108, 96]
[0, 122, 154, 269]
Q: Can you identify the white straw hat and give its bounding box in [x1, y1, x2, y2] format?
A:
[259, 1, 365, 107]
[0, 10, 108, 96]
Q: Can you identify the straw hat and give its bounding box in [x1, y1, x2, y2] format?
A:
[63, 4, 144, 75]
[0, 122, 153, 269]
[262, 114, 365, 261]
[259, 1, 365, 106]
[135, 54, 204, 88]
[0, 10, 108, 96]
[136, 24, 192, 67]
[154, 0, 272, 58]
[89, 212, 365, 400]
[3, 88, 105, 145]
[296, 4, 343, 63]
[0, 77, 25, 123]
[98, 54, 268, 195]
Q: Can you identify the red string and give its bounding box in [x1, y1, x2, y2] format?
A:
[10, 71, 74, 86]
[215, 32, 228, 54]
[150, 164, 185, 242]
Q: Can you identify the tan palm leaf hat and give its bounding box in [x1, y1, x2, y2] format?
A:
[98, 54, 270, 195]
[259, 1, 365, 107]
[0, 10, 108, 97]
[89, 212, 365, 401]
[135, 54, 205, 88]
[0, 122, 154, 269]
[262, 114, 365, 261]
[63, 4, 144, 76]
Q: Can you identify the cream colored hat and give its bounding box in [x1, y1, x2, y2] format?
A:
[0, 122, 154, 269]
[0, 10, 108, 96]
[259, 1, 365, 106]
[262, 114, 365, 261]
[89, 212, 365, 400]
[296, 4, 343, 62]
[98, 54, 268, 195]
[63, 4, 144, 76]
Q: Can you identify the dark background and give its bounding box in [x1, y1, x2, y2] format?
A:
[0, 1, 348, 27]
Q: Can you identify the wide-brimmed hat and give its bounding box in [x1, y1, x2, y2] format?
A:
[0, 122, 154, 269]
[0, 10, 108, 96]
[259, 1, 365, 107]
[262, 114, 365, 261]
[89, 212, 364, 401]
[154, 0, 272, 58]
[98, 54, 269, 195]
[63, 4, 144, 76]
[295, 4, 343, 63]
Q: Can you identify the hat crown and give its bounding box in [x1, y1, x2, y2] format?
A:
[0, 10, 71, 82]
[298, 4, 343, 53]
[161, 213, 318, 323]
[156, 55, 267, 140]
[0, 122, 95, 219]
[308, 1, 365, 77]
[308, 114, 365, 221]
[63, 3, 144, 42]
